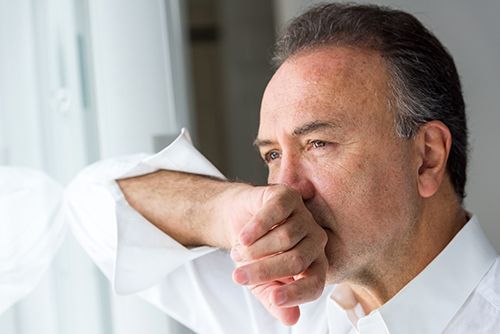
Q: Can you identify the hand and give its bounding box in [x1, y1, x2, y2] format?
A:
[222, 184, 328, 325]
[117, 169, 327, 324]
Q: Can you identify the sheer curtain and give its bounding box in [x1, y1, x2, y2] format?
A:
[0, 0, 194, 333]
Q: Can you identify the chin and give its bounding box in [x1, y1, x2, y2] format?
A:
[325, 266, 350, 285]
[324, 243, 351, 284]
[324, 231, 368, 286]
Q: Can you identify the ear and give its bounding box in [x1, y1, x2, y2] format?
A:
[414, 121, 452, 198]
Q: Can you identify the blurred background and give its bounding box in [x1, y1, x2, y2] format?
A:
[0, 0, 499, 333]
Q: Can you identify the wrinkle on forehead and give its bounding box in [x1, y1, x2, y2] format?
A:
[284, 46, 383, 81]
[259, 46, 391, 134]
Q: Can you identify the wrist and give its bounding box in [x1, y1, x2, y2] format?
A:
[207, 181, 255, 249]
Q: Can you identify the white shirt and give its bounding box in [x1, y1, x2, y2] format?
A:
[0, 167, 66, 314]
[65, 129, 500, 334]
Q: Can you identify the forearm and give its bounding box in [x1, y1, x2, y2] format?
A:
[117, 170, 247, 249]
[117, 170, 328, 326]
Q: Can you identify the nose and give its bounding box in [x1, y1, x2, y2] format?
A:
[271, 155, 315, 201]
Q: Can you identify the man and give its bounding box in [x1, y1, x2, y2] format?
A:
[66, 3, 500, 333]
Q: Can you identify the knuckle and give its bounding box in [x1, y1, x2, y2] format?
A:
[269, 184, 285, 198]
[275, 184, 299, 203]
[275, 184, 290, 195]
[275, 191, 291, 209]
[278, 227, 294, 246]
[292, 218, 305, 234]
[254, 263, 271, 282]
[286, 188, 301, 204]
[321, 256, 329, 271]
[254, 219, 268, 235]
[266, 188, 288, 213]
[289, 252, 307, 274]
[313, 228, 328, 249]
[303, 277, 324, 301]
[319, 229, 328, 247]
[311, 283, 323, 299]
[313, 274, 326, 292]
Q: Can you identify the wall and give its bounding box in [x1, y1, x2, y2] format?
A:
[188, 0, 276, 185]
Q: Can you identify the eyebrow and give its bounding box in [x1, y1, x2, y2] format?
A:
[292, 120, 338, 136]
[253, 120, 339, 148]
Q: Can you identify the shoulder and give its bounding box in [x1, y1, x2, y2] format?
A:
[475, 255, 500, 311]
[446, 257, 500, 332]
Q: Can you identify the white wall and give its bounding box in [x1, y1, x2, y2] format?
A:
[273, 0, 500, 250]
[88, 0, 192, 159]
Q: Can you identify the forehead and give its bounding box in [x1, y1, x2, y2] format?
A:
[258, 46, 392, 137]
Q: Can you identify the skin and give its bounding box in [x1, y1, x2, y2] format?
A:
[252, 45, 467, 312]
[119, 45, 467, 325]
[119, 172, 329, 325]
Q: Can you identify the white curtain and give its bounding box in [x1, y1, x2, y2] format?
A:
[0, 0, 194, 333]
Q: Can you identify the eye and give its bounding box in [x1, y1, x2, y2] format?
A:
[310, 140, 327, 149]
[263, 150, 281, 163]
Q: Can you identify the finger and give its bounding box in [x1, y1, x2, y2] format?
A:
[231, 215, 307, 262]
[239, 186, 299, 246]
[270, 259, 327, 307]
[233, 237, 318, 285]
[249, 281, 301, 326]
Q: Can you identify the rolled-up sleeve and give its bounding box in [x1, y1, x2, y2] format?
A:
[65, 129, 223, 295]
[64, 129, 329, 334]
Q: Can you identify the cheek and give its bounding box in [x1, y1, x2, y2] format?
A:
[306, 155, 371, 209]
[308, 149, 417, 227]
[358, 128, 419, 212]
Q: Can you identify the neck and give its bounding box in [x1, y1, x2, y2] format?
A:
[348, 192, 468, 314]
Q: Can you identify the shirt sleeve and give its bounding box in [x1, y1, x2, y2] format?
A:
[65, 129, 224, 295]
[65, 129, 329, 334]
[0, 167, 66, 314]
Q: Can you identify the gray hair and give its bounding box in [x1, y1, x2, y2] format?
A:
[273, 2, 468, 201]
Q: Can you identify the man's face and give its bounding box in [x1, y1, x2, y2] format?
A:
[257, 46, 422, 284]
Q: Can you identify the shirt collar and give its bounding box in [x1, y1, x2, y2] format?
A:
[328, 215, 498, 333]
